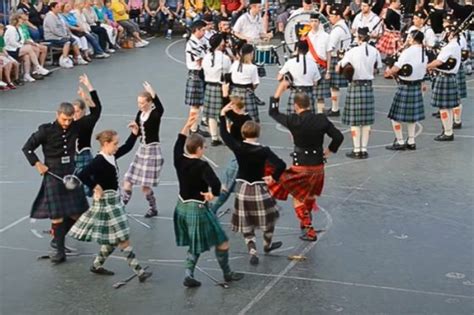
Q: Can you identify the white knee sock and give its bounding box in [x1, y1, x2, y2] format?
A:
[331, 89, 340, 112]
[440, 109, 453, 136]
[351, 126, 361, 152]
[453, 104, 462, 124]
[391, 120, 404, 144]
[190, 107, 200, 132]
[407, 123, 416, 144]
[208, 118, 218, 140]
[361, 126, 371, 152]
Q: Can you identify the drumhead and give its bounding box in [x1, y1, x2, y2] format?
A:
[284, 12, 331, 51]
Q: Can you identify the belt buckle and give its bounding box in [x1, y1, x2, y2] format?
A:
[61, 156, 71, 164]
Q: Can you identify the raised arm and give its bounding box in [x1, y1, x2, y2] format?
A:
[219, 113, 239, 152]
[143, 81, 164, 116]
[268, 97, 291, 128]
[174, 112, 198, 166]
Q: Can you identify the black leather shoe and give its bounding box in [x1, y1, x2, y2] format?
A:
[385, 140, 406, 151]
[453, 122, 462, 129]
[144, 209, 158, 218]
[326, 109, 340, 117]
[406, 142, 417, 150]
[360, 151, 369, 159]
[434, 133, 454, 141]
[193, 128, 211, 138]
[264, 241, 283, 253]
[224, 272, 244, 282]
[211, 139, 223, 147]
[346, 151, 362, 159]
[50, 239, 73, 254]
[50, 251, 66, 264]
[138, 271, 153, 283]
[249, 255, 259, 265]
[183, 276, 202, 287]
[90, 266, 115, 275]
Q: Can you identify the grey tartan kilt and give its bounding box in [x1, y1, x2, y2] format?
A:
[231, 179, 279, 234]
[328, 57, 348, 89]
[124, 142, 164, 187]
[68, 190, 130, 245]
[315, 69, 331, 99]
[185, 72, 204, 106]
[457, 65, 467, 99]
[230, 86, 259, 121]
[430, 74, 460, 109]
[287, 86, 316, 114]
[388, 82, 425, 123]
[31, 163, 89, 219]
[203, 83, 223, 120]
[342, 82, 375, 126]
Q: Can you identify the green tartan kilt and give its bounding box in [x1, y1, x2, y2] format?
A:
[173, 197, 228, 255]
[457, 65, 467, 99]
[68, 190, 130, 245]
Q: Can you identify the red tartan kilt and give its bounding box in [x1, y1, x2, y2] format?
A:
[376, 31, 401, 55]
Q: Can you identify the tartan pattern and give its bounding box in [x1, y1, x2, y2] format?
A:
[457, 65, 467, 99]
[342, 82, 375, 126]
[430, 75, 460, 109]
[31, 164, 88, 219]
[173, 198, 228, 255]
[388, 83, 425, 123]
[230, 86, 260, 121]
[75, 149, 94, 197]
[376, 31, 401, 55]
[185, 72, 204, 106]
[68, 190, 130, 245]
[287, 86, 316, 114]
[314, 69, 331, 100]
[203, 83, 223, 120]
[124, 142, 164, 187]
[231, 180, 279, 233]
[328, 57, 348, 88]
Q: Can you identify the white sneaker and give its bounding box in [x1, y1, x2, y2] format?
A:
[106, 48, 115, 53]
[135, 41, 146, 48]
[24, 73, 36, 82]
[77, 56, 88, 65]
[0, 80, 7, 87]
[59, 56, 73, 68]
[36, 65, 50, 76]
[142, 40, 150, 45]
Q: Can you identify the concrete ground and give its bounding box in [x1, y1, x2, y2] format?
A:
[0, 37, 473, 315]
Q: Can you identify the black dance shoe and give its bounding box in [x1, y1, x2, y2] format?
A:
[144, 209, 158, 218]
[138, 270, 153, 283]
[224, 272, 245, 282]
[346, 151, 362, 159]
[434, 133, 454, 141]
[249, 255, 259, 265]
[385, 140, 406, 151]
[264, 241, 283, 253]
[211, 139, 223, 147]
[183, 276, 202, 288]
[326, 109, 340, 117]
[406, 142, 417, 150]
[453, 122, 462, 129]
[90, 266, 115, 275]
[360, 151, 369, 159]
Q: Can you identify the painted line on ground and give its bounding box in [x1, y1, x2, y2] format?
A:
[165, 39, 186, 65]
[0, 215, 29, 234]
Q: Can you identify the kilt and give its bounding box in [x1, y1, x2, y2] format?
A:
[75, 148, 94, 197]
[31, 164, 89, 220]
[68, 190, 130, 245]
[287, 86, 316, 114]
[230, 86, 259, 121]
[203, 83, 223, 120]
[328, 57, 348, 89]
[173, 197, 228, 255]
[232, 179, 279, 233]
[457, 65, 467, 99]
[376, 31, 401, 55]
[314, 69, 331, 100]
[342, 81, 375, 126]
[388, 82, 425, 123]
[430, 74, 460, 109]
[124, 142, 164, 187]
[185, 71, 204, 106]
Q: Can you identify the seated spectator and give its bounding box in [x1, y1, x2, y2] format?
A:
[82, 0, 115, 53]
[161, 0, 184, 39]
[0, 23, 21, 90]
[43, 1, 87, 68]
[220, 0, 245, 25]
[4, 13, 49, 82]
[110, 0, 149, 47]
[60, 2, 94, 61]
[94, 0, 124, 48]
[17, 0, 44, 41]
[18, 13, 49, 68]
[184, 0, 204, 28]
[144, 0, 161, 35]
[128, 0, 144, 24]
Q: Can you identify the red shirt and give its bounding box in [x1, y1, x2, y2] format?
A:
[222, 0, 241, 12]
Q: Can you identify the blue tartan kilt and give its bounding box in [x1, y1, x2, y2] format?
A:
[185, 72, 204, 106]
[328, 57, 348, 89]
[173, 197, 228, 255]
[431, 74, 460, 109]
[342, 82, 375, 126]
[388, 82, 425, 123]
[203, 83, 223, 120]
[230, 86, 259, 121]
[287, 86, 316, 114]
[31, 163, 89, 219]
[457, 65, 467, 99]
[314, 69, 331, 100]
[75, 148, 93, 197]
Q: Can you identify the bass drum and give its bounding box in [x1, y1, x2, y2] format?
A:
[284, 12, 331, 51]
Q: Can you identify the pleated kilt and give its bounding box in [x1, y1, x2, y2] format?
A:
[287, 86, 316, 114]
[342, 81, 375, 126]
[124, 142, 164, 187]
[173, 197, 228, 255]
[376, 31, 401, 55]
[314, 68, 331, 100]
[230, 86, 259, 121]
[68, 190, 130, 245]
[388, 81, 425, 123]
[457, 65, 467, 99]
[185, 71, 204, 106]
[31, 163, 88, 220]
[328, 57, 348, 88]
[232, 179, 279, 233]
[203, 82, 223, 120]
[430, 74, 460, 109]
[75, 148, 94, 197]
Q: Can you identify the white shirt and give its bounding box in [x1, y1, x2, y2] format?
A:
[233, 12, 265, 43]
[202, 29, 216, 52]
[394, 45, 427, 81]
[185, 34, 207, 70]
[338, 43, 382, 80]
[408, 25, 436, 48]
[459, 34, 468, 50]
[328, 19, 352, 55]
[230, 61, 260, 85]
[202, 50, 232, 83]
[279, 54, 321, 86]
[307, 28, 329, 62]
[4, 25, 23, 51]
[352, 11, 382, 35]
[436, 39, 461, 74]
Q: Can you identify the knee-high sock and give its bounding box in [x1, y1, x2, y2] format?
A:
[215, 248, 231, 276]
[51, 222, 66, 253]
[361, 126, 371, 152]
[122, 189, 132, 205]
[121, 246, 143, 275]
[93, 245, 115, 268]
[64, 217, 76, 233]
[440, 109, 453, 136]
[453, 104, 462, 123]
[295, 204, 312, 228]
[145, 189, 157, 211]
[407, 123, 416, 144]
[350, 126, 362, 152]
[391, 120, 404, 144]
[190, 107, 200, 132]
[330, 89, 340, 112]
[263, 226, 275, 248]
[317, 100, 325, 113]
[243, 232, 257, 255]
[185, 251, 200, 278]
[208, 118, 218, 140]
